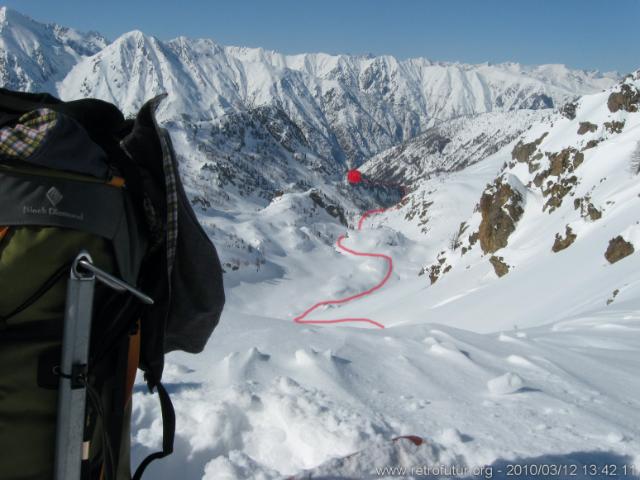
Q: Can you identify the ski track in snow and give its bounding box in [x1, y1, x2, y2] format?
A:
[128, 76, 640, 479]
[293, 182, 406, 329]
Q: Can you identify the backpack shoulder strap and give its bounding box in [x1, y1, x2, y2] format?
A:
[132, 380, 175, 480]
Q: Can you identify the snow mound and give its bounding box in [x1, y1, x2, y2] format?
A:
[133, 375, 388, 477]
[291, 436, 467, 480]
[487, 372, 526, 395]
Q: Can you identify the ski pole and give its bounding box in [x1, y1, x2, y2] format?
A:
[54, 252, 153, 480]
[54, 251, 97, 480]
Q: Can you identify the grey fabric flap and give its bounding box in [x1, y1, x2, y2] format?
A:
[0, 171, 124, 239]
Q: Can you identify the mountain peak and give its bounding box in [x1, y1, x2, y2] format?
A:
[110, 29, 162, 51]
[0, 6, 36, 32]
[0, 7, 108, 91]
[0, 6, 51, 33]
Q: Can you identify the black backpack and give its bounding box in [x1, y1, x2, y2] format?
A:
[0, 87, 225, 479]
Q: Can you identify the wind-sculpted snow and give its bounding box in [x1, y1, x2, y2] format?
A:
[2, 8, 640, 479]
[131, 309, 640, 479]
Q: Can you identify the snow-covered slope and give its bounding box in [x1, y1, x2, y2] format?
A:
[0, 7, 107, 91]
[361, 109, 552, 185]
[2, 7, 639, 480]
[356, 71, 640, 332]
[59, 31, 617, 165]
[126, 73, 640, 480]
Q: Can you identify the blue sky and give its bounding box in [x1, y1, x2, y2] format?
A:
[4, 0, 639, 73]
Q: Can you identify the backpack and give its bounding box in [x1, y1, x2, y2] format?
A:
[0, 88, 225, 479]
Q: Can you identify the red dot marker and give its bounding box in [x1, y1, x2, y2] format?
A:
[293, 170, 407, 330]
[347, 169, 362, 184]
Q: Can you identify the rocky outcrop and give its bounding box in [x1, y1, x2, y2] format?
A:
[404, 199, 433, 234]
[607, 84, 640, 113]
[548, 148, 584, 176]
[467, 230, 479, 249]
[542, 175, 578, 212]
[560, 101, 577, 120]
[577, 122, 597, 135]
[511, 132, 548, 165]
[552, 225, 577, 252]
[604, 120, 625, 134]
[421, 251, 451, 284]
[582, 139, 600, 150]
[574, 197, 602, 221]
[309, 190, 348, 226]
[478, 177, 525, 254]
[530, 147, 584, 213]
[489, 256, 510, 277]
[604, 236, 634, 264]
[606, 289, 620, 306]
[427, 263, 441, 285]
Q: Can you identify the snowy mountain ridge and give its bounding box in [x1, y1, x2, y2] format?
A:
[0, 6, 619, 169]
[0, 7, 107, 91]
[59, 26, 618, 166]
[2, 7, 640, 479]
[189, 72, 640, 478]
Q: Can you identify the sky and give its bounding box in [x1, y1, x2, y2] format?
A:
[3, 0, 639, 73]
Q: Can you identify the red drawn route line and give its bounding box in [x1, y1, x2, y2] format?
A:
[293, 179, 406, 329]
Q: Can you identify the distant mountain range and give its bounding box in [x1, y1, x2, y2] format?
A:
[0, 6, 631, 279]
[0, 6, 618, 169]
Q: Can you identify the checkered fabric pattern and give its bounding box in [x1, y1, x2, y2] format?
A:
[0, 109, 57, 159]
[159, 128, 179, 278]
[146, 94, 179, 279]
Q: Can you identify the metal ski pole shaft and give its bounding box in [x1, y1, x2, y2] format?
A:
[54, 252, 96, 480]
[54, 252, 154, 480]
[77, 259, 154, 305]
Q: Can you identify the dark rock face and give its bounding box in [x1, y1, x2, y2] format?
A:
[574, 197, 602, 221]
[552, 225, 577, 252]
[604, 120, 625, 134]
[468, 231, 479, 247]
[548, 148, 584, 176]
[511, 132, 548, 164]
[528, 93, 554, 109]
[489, 256, 510, 277]
[421, 132, 451, 155]
[529, 147, 584, 213]
[309, 190, 348, 226]
[605, 236, 634, 264]
[577, 122, 597, 135]
[582, 139, 600, 150]
[607, 289, 620, 305]
[607, 84, 640, 113]
[560, 101, 578, 120]
[478, 178, 524, 254]
[427, 264, 441, 284]
[422, 252, 450, 284]
[542, 176, 578, 213]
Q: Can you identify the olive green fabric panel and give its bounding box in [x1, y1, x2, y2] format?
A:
[0, 226, 116, 326]
[0, 226, 119, 479]
[0, 340, 58, 480]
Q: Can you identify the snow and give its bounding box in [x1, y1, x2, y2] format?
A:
[129, 75, 640, 478]
[1, 7, 640, 479]
[487, 372, 526, 395]
[131, 308, 640, 479]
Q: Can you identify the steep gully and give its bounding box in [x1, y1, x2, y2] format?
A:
[293, 170, 406, 329]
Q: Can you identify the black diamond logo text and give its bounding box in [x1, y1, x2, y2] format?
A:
[46, 187, 63, 207]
